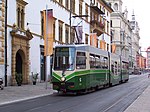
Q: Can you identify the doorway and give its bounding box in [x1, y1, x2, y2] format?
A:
[16, 50, 23, 74]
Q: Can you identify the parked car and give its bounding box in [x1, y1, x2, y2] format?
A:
[133, 69, 141, 75]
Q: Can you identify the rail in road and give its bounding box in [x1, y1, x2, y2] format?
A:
[0, 73, 150, 112]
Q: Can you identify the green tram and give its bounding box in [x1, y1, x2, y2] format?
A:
[52, 44, 129, 93]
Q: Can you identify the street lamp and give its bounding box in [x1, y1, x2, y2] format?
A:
[69, 0, 88, 44]
[69, 0, 72, 44]
[3, 0, 7, 87]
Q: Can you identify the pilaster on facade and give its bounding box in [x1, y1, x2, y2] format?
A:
[0, 0, 5, 64]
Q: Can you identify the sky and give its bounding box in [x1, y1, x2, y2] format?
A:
[123, 0, 149, 55]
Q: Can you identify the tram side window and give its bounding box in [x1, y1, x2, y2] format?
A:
[95, 55, 101, 68]
[125, 62, 129, 69]
[76, 52, 86, 69]
[101, 57, 108, 69]
[111, 61, 117, 74]
[90, 54, 95, 68]
[118, 63, 121, 73]
[114, 62, 118, 75]
[122, 61, 129, 74]
[122, 62, 125, 74]
[111, 62, 114, 73]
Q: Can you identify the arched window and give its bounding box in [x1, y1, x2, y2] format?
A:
[16, 1, 27, 30]
[114, 3, 118, 11]
[17, 8, 20, 28]
[21, 9, 24, 29]
[108, 3, 111, 7]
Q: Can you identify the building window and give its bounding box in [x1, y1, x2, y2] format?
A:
[71, 0, 75, 13]
[16, 1, 27, 30]
[59, 0, 63, 5]
[114, 3, 118, 11]
[70, 28, 75, 43]
[85, 34, 88, 44]
[41, 11, 44, 36]
[79, 0, 82, 15]
[53, 22, 55, 41]
[65, 0, 69, 9]
[110, 20, 112, 27]
[0, 10, 2, 17]
[96, 39, 98, 48]
[21, 9, 24, 29]
[17, 8, 20, 28]
[90, 11, 92, 21]
[85, 3, 88, 21]
[59, 21, 63, 42]
[107, 21, 109, 34]
[65, 25, 69, 44]
[96, 2, 98, 7]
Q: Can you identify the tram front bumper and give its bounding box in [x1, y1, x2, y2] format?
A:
[53, 82, 75, 91]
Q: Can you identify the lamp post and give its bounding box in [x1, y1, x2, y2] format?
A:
[131, 33, 133, 73]
[69, 0, 72, 44]
[69, 0, 88, 44]
[4, 0, 7, 87]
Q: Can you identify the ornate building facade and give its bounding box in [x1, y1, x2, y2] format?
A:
[105, 0, 141, 73]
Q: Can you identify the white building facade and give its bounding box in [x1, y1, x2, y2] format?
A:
[130, 12, 140, 70]
[0, 0, 112, 85]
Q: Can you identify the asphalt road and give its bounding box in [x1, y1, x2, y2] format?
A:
[0, 74, 150, 112]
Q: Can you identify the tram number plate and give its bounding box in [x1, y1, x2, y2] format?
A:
[61, 83, 65, 85]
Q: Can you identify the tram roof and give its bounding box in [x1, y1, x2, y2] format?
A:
[55, 44, 108, 56]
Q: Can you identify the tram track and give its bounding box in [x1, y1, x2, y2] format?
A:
[1, 74, 149, 112]
[56, 74, 150, 112]
[101, 81, 149, 112]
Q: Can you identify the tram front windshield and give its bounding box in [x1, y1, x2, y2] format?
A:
[54, 47, 75, 71]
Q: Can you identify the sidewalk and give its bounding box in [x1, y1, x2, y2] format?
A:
[125, 85, 150, 112]
[0, 82, 56, 106]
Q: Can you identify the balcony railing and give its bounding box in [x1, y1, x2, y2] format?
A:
[90, 5, 105, 15]
[90, 20, 105, 29]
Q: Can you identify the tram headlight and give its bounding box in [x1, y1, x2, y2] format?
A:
[61, 77, 66, 82]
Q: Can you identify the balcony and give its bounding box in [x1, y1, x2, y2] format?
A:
[90, 20, 105, 36]
[90, 5, 105, 15]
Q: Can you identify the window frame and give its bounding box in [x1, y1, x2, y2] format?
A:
[16, 1, 27, 30]
[76, 52, 86, 69]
